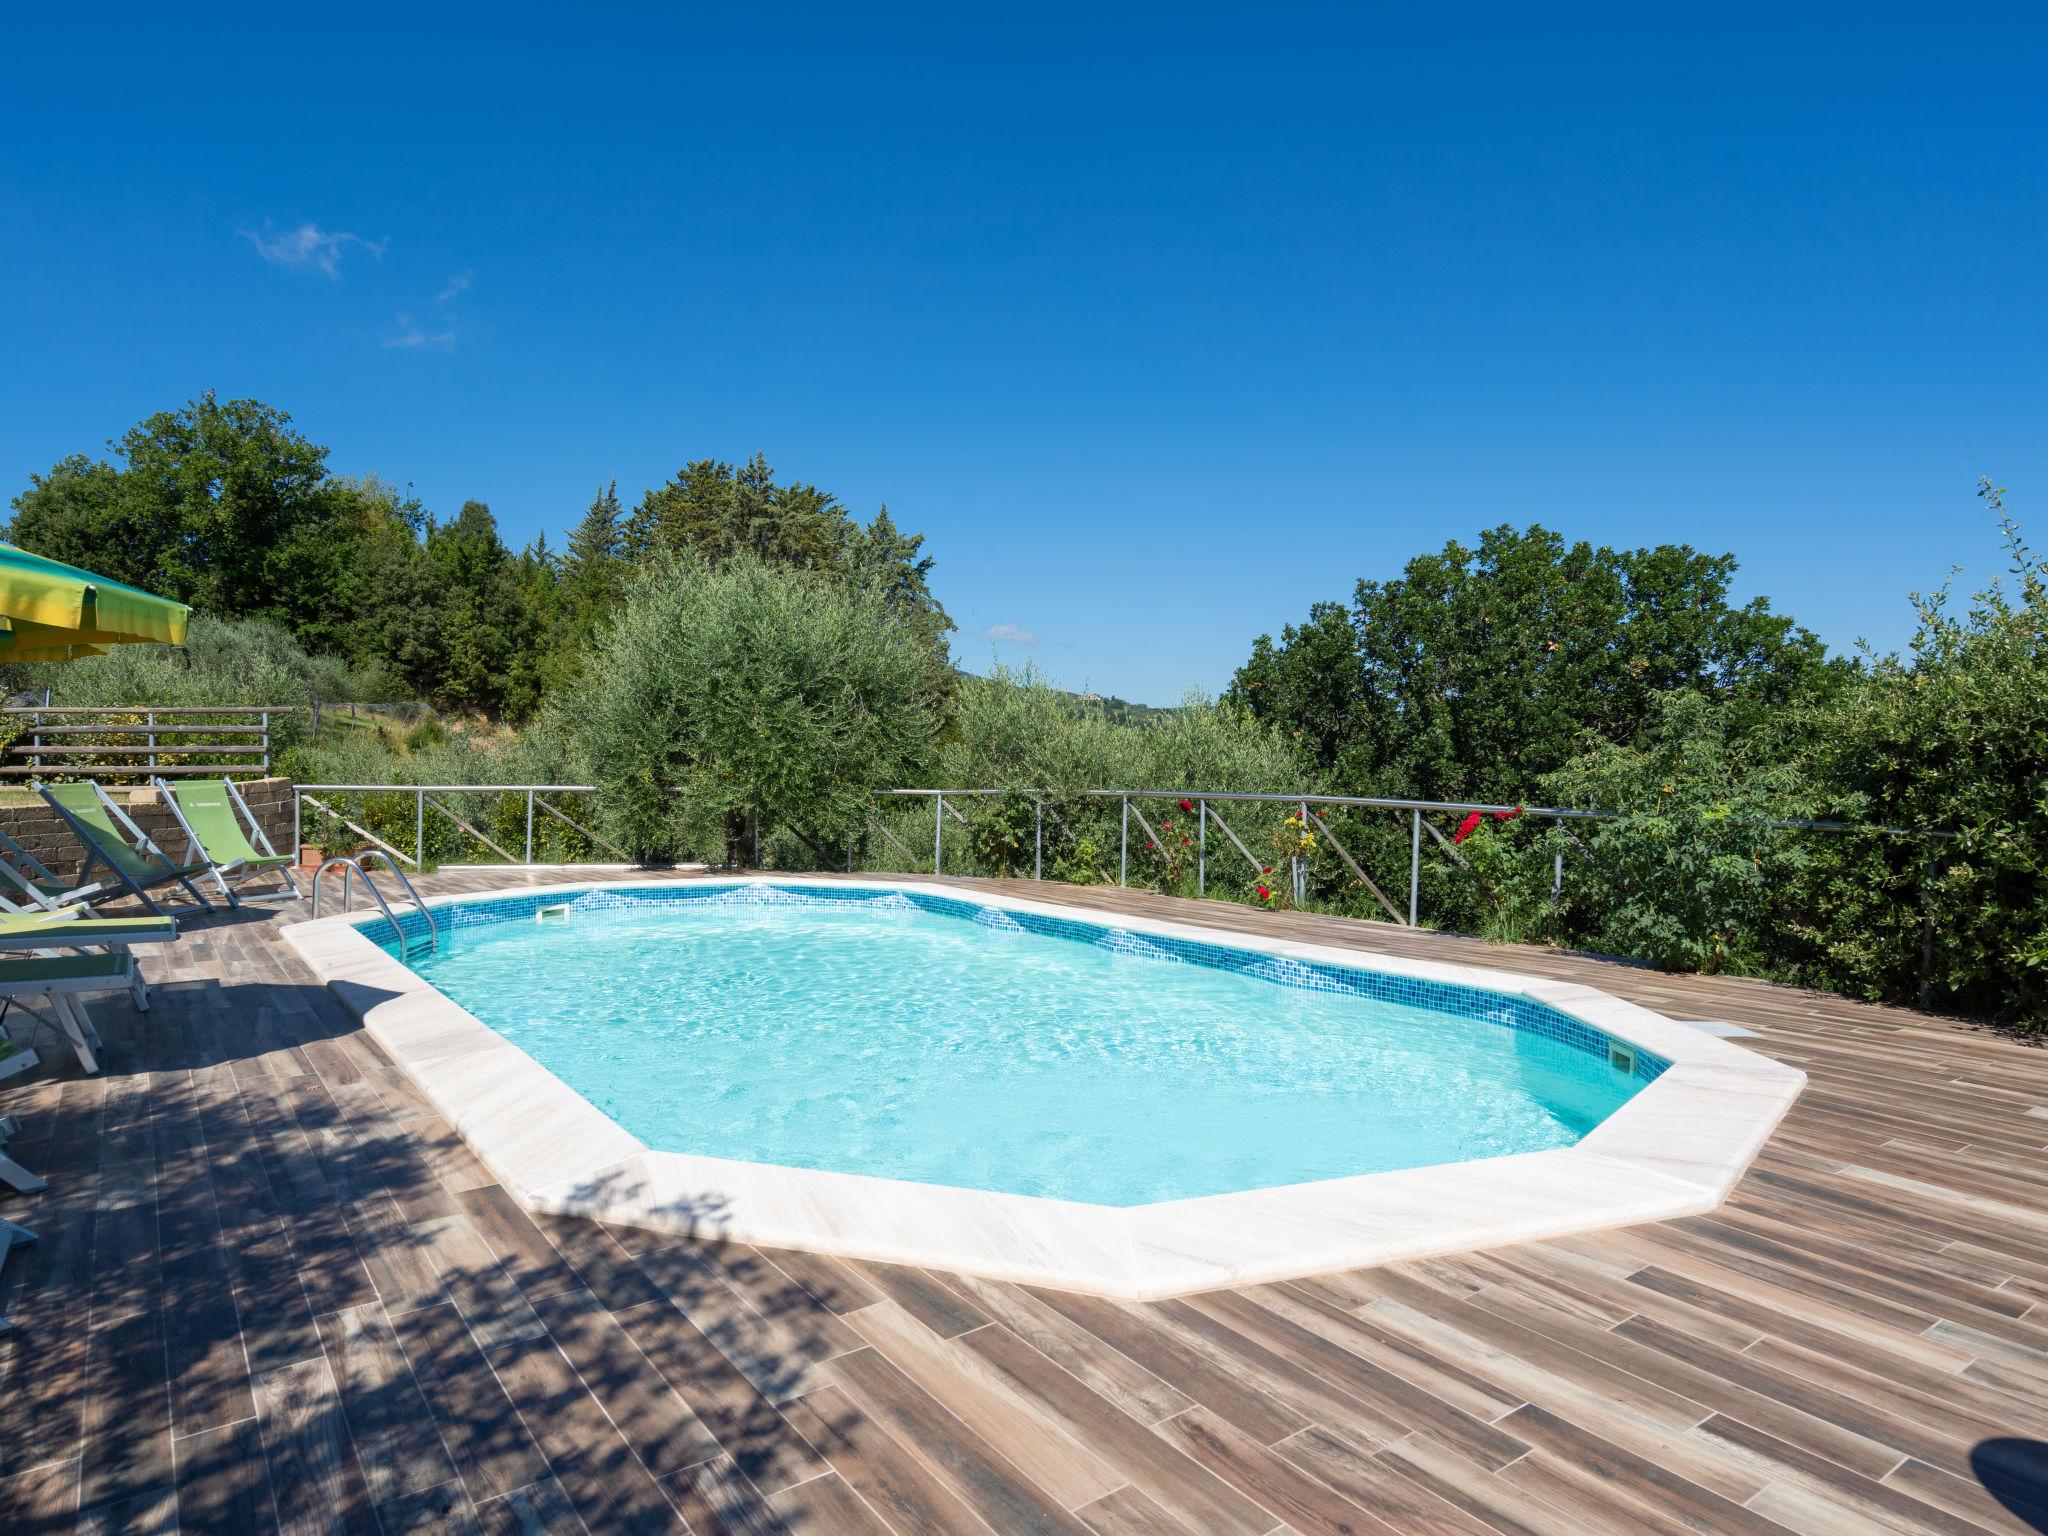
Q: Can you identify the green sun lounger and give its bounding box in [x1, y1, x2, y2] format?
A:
[153, 777, 301, 905]
[0, 901, 173, 1014]
[0, 909, 176, 946]
[0, 827, 102, 912]
[35, 780, 215, 920]
[0, 949, 138, 1074]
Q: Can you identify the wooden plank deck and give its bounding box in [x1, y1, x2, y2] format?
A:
[3, 867, 2047, 1535]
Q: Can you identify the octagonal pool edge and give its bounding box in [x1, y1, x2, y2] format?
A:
[283, 876, 1807, 1299]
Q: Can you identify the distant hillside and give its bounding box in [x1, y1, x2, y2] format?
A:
[951, 666, 1178, 724]
[1060, 689, 1178, 726]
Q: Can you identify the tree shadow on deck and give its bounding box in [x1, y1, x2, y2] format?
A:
[0, 971, 852, 1535]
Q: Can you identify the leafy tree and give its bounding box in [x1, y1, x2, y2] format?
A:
[621, 455, 953, 675]
[7, 394, 349, 635]
[837, 505, 953, 674]
[422, 501, 533, 716]
[6, 453, 129, 565]
[570, 555, 949, 862]
[535, 481, 626, 693]
[1789, 482, 2048, 1025]
[563, 481, 624, 628]
[623, 454, 847, 567]
[335, 478, 445, 695]
[1229, 601, 1367, 774]
[1230, 525, 1842, 800]
[1537, 691, 1821, 974]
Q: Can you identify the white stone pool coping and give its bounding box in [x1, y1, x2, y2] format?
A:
[282, 876, 1806, 1300]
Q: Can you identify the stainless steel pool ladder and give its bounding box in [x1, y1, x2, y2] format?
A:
[310, 850, 440, 959]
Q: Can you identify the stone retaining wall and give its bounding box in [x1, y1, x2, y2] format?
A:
[0, 776, 296, 879]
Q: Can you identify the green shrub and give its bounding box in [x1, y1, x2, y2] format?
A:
[1787, 485, 2048, 1025]
[860, 664, 1304, 884]
[9, 613, 402, 713]
[1537, 692, 1820, 974]
[565, 555, 947, 863]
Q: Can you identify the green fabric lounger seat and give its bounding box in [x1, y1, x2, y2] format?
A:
[0, 877, 170, 1013]
[154, 777, 302, 905]
[0, 952, 130, 984]
[0, 949, 139, 1074]
[35, 779, 215, 919]
[0, 910, 177, 944]
[0, 869, 172, 1006]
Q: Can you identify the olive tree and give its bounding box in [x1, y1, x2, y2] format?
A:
[572, 555, 947, 862]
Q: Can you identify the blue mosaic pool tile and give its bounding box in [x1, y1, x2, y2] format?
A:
[354, 881, 1671, 1079]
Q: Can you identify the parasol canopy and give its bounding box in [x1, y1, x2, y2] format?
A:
[0, 543, 190, 662]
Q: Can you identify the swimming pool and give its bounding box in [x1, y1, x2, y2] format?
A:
[289, 877, 1805, 1296]
[387, 884, 1653, 1205]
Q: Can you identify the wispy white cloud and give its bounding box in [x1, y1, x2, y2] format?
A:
[983, 623, 1039, 645]
[239, 221, 388, 278]
[436, 269, 473, 302]
[381, 313, 456, 352]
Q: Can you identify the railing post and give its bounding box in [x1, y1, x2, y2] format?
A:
[260, 711, 270, 776]
[1197, 798, 1206, 895]
[934, 793, 943, 874]
[292, 789, 301, 862]
[1409, 809, 1421, 926]
[1295, 798, 1309, 906]
[146, 708, 156, 771]
[1119, 796, 1129, 886]
[1552, 850, 1564, 903]
[1919, 849, 1938, 1011]
[415, 789, 425, 869]
[1034, 798, 1043, 881]
[524, 789, 535, 865]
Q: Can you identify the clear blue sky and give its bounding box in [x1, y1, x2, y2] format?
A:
[4, 5, 2044, 704]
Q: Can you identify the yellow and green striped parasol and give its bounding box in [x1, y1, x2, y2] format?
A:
[0, 544, 190, 662]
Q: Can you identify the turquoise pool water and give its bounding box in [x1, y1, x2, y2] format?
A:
[391, 886, 1649, 1205]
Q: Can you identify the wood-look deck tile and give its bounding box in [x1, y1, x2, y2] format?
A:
[1153, 1405, 1402, 1536]
[1, 866, 2044, 1535]
[779, 1383, 1004, 1536]
[473, 1476, 583, 1536]
[612, 1295, 830, 1496]
[481, 1327, 687, 1535]
[759, 1468, 894, 1536]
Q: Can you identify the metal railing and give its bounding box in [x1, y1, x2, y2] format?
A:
[874, 786, 1952, 930]
[293, 784, 625, 870]
[0, 704, 278, 780]
[286, 779, 1952, 1004]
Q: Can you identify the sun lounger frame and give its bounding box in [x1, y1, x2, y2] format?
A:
[34, 779, 214, 920]
[152, 775, 303, 906]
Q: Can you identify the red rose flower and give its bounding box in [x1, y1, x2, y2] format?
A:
[1178, 798, 1194, 813]
[1453, 811, 1484, 844]
[1493, 806, 1524, 823]
[1257, 884, 1271, 899]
